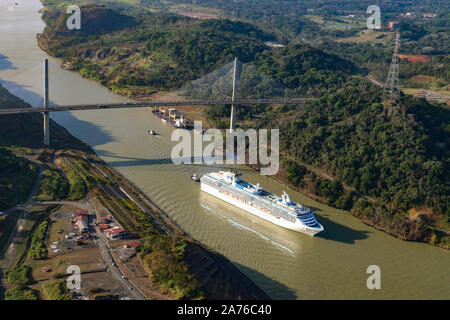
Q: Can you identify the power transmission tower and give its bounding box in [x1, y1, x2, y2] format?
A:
[383, 32, 401, 101]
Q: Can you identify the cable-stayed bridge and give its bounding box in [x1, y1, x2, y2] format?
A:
[0, 57, 315, 145]
[0, 98, 315, 115]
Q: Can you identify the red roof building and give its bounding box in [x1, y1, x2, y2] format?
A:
[76, 215, 88, 221]
[124, 241, 141, 249]
[98, 224, 110, 230]
[98, 217, 108, 223]
[75, 209, 89, 216]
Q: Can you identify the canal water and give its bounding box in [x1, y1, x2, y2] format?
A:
[0, 0, 448, 299]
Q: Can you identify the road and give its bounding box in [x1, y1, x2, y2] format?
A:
[366, 75, 384, 88]
[366, 76, 450, 101]
[93, 226, 146, 300]
[415, 90, 450, 101]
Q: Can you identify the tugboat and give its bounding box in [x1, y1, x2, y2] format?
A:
[148, 130, 157, 135]
[191, 173, 200, 182]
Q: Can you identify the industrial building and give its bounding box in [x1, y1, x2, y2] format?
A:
[77, 220, 88, 233]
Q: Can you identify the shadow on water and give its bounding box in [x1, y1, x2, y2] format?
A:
[233, 262, 297, 300]
[0, 53, 16, 71]
[314, 212, 371, 244]
[89, 149, 261, 172]
[0, 79, 43, 106]
[0, 78, 116, 147]
[51, 111, 116, 147]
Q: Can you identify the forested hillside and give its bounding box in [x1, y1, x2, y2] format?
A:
[0, 85, 38, 210]
[39, 4, 356, 97]
[39, 5, 273, 95]
[255, 44, 358, 95]
[239, 80, 449, 247]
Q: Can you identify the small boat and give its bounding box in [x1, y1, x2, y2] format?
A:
[148, 130, 157, 135]
[191, 174, 200, 182]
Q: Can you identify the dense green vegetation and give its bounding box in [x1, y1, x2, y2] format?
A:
[40, 4, 361, 98]
[284, 160, 356, 210]
[27, 218, 50, 260]
[140, 0, 449, 43]
[140, 235, 202, 299]
[61, 163, 86, 200]
[0, 212, 20, 259]
[87, 287, 118, 300]
[40, 6, 272, 95]
[4, 285, 38, 300]
[36, 169, 69, 201]
[42, 280, 73, 300]
[255, 44, 358, 95]
[39, 1, 449, 97]
[0, 148, 38, 211]
[7, 265, 33, 285]
[400, 55, 450, 89]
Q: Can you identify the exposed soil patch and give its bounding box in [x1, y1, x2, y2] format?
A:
[398, 54, 431, 63]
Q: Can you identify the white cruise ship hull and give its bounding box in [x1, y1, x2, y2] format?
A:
[201, 183, 323, 236]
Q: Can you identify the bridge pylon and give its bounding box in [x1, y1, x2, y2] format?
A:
[43, 59, 50, 146]
[229, 57, 242, 132]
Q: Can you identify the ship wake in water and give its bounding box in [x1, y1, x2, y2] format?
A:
[201, 171, 324, 236]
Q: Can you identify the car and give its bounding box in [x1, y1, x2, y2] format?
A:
[121, 275, 126, 279]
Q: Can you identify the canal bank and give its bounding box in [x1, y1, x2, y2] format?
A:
[0, 0, 449, 299]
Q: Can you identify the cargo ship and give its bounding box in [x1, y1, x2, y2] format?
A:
[152, 107, 193, 129]
[201, 171, 324, 236]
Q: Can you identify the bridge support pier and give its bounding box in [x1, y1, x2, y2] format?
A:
[43, 59, 50, 146]
[229, 57, 241, 132]
[43, 111, 49, 146]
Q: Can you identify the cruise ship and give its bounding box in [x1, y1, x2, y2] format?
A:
[200, 171, 324, 236]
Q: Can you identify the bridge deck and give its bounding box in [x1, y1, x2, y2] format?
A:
[0, 99, 315, 115]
